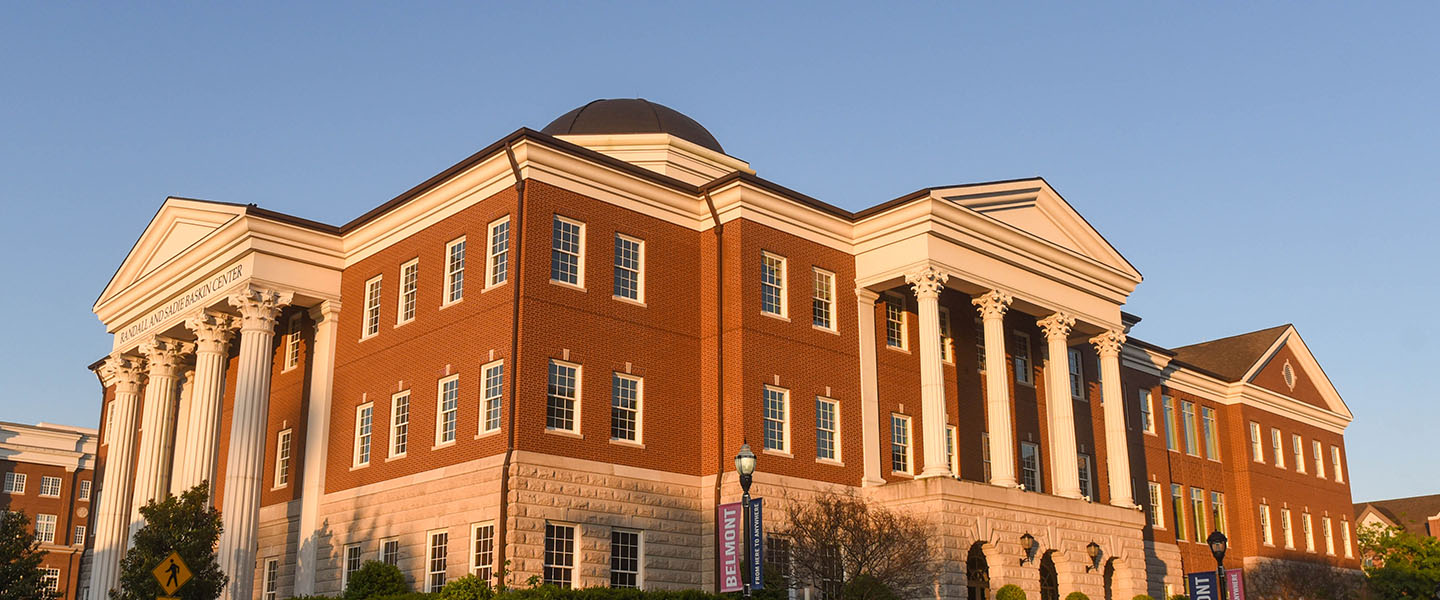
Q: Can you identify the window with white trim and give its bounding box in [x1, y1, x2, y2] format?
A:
[1181, 401, 1198, 456]
[761, 252, 786, 317]
[1292, 434, 1305, 473]
[1343, 520, 1354, 557]
[1069, 348, 1084, 399]
[1303, 512, 1315, 552]
[610, 529, 641, 588]
[381, 538, 400, 566]
[1211, 491, 1227, 534]
[1201, 406, 1219, 460]
[890, 414, 912, 474]
[6, 473, 28, 494]
[427, 531, 449, 593]
[981, 431, 992, 482]
[437, 375, 460, 445]
[1313, 440, 1325, 478]
[946, 425, 959, 476]
[1260, 504, 1273, 546]
[354, 403, 373, 467]
[1020, 442, 1042, 492]
[1323, 517, 1335, 555]
[1012, 332, 1032, 385]
[78, 479, 91, 501]
[763, 386, 789, 453]
[1171, 484, 1187, 541]
[74, 525, 86, 545]
[974, 317, 986, 372]
[884, 294, 906, 350]
[939, 306, 953, 362]
[284, 313, 302, 370]
[390, 392, 409, 458]
[1139, 390, 1155, 434]
[104, 401, 113, 445]
[263, 558, 279, 600]
[544, 523, 576, 587]
[472, 522, 495, 580]
[812, 268, 835, 331]
[611, 373, 642, 443]
[613, 233, 644, 302]
[1162, 396, 1178, 451]
[1078, 454, 1094, 500]
[551, 216, 585, 287]
[815, 397, 838, 461]
[1332, 446, 1344, 483]
[41, 568, 59, 593]
[34, 514, 55, 543]
[482, 361, 503, 434]
[1147, 482, 1164, 529]
[547, 361, 580, 432]
[363, 275, 382, 338]
[445, 237, 466, 304]
[1190, 487, 1206, 543]
[1250, 422, 1264, 463]
[274, 429, 292, 488]
[398, 259, 419, 324]
[341, 545, 362, 589]
[39, 476, 61, 497]
[1281, 509, 1294, 548]
[487, 217, 509, 288]
[1272, 428, 1285, 468]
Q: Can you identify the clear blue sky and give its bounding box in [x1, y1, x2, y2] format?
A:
[2, 4, 1434, 501]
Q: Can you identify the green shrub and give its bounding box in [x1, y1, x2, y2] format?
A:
[1131, 595, 1155, 600]
[1065, 593, 1090, 600]
[996, 585, 1027, 600]
[344, 561, 409, 600]
[285, 596, 337, 600]
[438, 575, 495, 600]
[1168, 595, 1189, 600]
[373, 594, 436, 600]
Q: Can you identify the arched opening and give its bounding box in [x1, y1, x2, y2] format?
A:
[1039, 550, 1059, 600]
[1103, 557, 1116, 600]
[967, 541, 991, 600]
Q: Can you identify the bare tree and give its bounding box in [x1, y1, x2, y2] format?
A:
[1244, 558, 1363, 600]
[778, 491, 938, 600]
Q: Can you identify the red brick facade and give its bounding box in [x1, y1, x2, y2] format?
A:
[1, 422, 96, 600]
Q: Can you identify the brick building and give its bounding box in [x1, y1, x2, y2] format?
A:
[81, 99, 1359, 600]
[1356, 494, 1440, 539]
[0, 421, 97, 600]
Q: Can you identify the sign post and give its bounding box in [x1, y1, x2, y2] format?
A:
[152, 550, 192, 599]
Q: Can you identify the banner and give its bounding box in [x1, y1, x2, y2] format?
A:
[750, 499, 764, 588]
[717, 502, 743, 592]
[1187, 571, 1220, 600]
[1226, 568, 1245, 600]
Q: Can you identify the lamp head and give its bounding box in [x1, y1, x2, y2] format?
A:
[735, 443, 757, 476]
[1020, 532, 1035, 551]
[1087, 541, 1100, 560]
[1207, 530, 1228, 561]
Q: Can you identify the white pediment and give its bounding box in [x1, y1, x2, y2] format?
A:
[95, 198, 246, 309]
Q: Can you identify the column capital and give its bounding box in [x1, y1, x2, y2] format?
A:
[855, 288, 880, 303]
[972, 290, 1014, 320]
[307, 299, 341, 324]
[140, 337, 192, 378]
[1037, 313, 1076, 341]
[904, 266, 949, 300]
[228, 287, 294, 332]
[99, 354, 146, 393]
[185, 311, 237, 354]
[1089, 330, 1127, 358]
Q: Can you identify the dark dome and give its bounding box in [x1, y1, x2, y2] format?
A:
[541, 99, 724, 153]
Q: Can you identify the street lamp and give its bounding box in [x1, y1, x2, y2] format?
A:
[1085, 541, 1102, 572]
[1019, 532, 1036, 565]
[735, 443, 757, 599]
[1207, 530, 1228, 600]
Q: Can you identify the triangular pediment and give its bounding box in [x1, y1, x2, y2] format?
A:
[95, 197, 246, 309]
[1240, 326, 1352, 419]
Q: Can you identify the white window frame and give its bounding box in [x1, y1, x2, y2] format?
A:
[546, 360, 582, 434]
[981, 431, 992, 482]
[1303, 512, 1315, 552]
[612, 233, 645, 303]
[481, 360, 504, 435]
[273, 429, 292, 489]
[284, 313, 302, 371]
[427, 530, 449, 593]
[1190, 487, 1206, 543]
[946, 424, 959, 477]
[362, 275, 383, 339]
[35, 513, 56, 543]
[1162, 395, 1178, 451]
[1171, 484, 1187, 541]
[1148, 482, 1165, 529]
[1181, 401, 1198, 456]
[381, 537, 401, 566]
[41, 568, 60, 594]
[610, 372, 643, 444]
[543, 522, 576, 587]
[1323, 517, 1335, 555]
[436, 375, 460, 447]
[78, 479, 91, 501]
[550, 216, 586, 289]
[1260, 504, 1274, 546]
[1069, 348, 1084, 399]
[445, 236, 467, 305]
[39, 475, 61, 498]
[1078, 454, 1094, 500]
[263, 557, 280, 600]
[1313, 440, 1325, 478]
[890, 413, 912, 475]
[5, 472, 27, 494]
[1020, 441, 1042, 492]
[1201, 406, 1219, 461]
[74, 524, 86, 546]
[103, 401, 113, 445]
[390, 391, 410, 458]
[1140, 390, 1156, 435]
[1012, 331, 1033, 386]
[811, 267, 836, 332]
[763, 385, 791, 454]
[1281, 509, 1295, 549]
[884, 293, 907, 350]
[342, 543, 364, 588]
[1343, 520, 1354, 557]
[1272, 428, 1285, 468]
[353, 403, 373, 468]
[1250, 422, 1264, 463]
[760, 252, 787, 318]
[1332, 446, 1344, 483]
[398, 258, 419, 325]
[1210, 491, 1227, 534]
[486, 217, 510, 289]
[610, 528, 643, 589]
[1292, 434, 1305, 473]
[815, 396, 839, 463]
[939, 306, 954, 363]
[471, 521, 496, 580]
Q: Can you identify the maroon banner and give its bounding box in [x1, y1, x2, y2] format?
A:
[717, 502, 743, 592]
[1227, 568, 1245, 600]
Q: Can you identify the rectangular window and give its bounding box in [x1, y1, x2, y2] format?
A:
[1332, 446, 1344, 483]
[981, 432, 992, 482]
[398, 259, 419, 324]
[884, 293, 906, 349]
[1323, 517, 1335, 555]
[1078, 454, 1094, 499]
[274, 429, 292, 488]
[613, 234, 644, 302]
[343, 544, 362, 589]
[611, 373, 642, 442]
[41, 568, 59, 593]
[390, 392, 410, 457]
[1313, 440, 1325, 478]
[610, 529, 641, 588]
[974, 318, 986, 372]
[1148, 482, 1165, 529]
[3, 472, 25, 494]
[1190, 488, 1206, 542]
[1201, 407, 1219, 460]
[939, 307, 954, 362]
[816, 397, 838, 461]
[1020, 442, 1042, 492]
[812, 268, 835, 330]
[263, 558, 279, 600]
[1272, 428, 1285, 468]
[764, 386, 790, 453]
[487, 217, 509, 288]
[1343, 520, 1354, 557]
[1292, 434, 1305, 473]
[446, 237, 467, 304]
[1013, 332, 1033, 385]
[74, 525, 86, 545]
[1162, 396, 1177, 451]
[363, 275, 383, 338]
[946, 425, 959, 477]
[1171, 484, 1186, 541]
[1281, 509, 1294, 548]
[544, 523, 576, 587]
[428, 531, 449, 593]
[482, 361, 504, 434]
[1139, 390, 1155, 434]
[39, 476, 61, 497]
[551, 216, 585, 287]
[78, 480, 91, 501]
[1181, 401, 1198, 455]
[104, 401, 113, 445]
[1069, 348, 1084, 399]
[382, 538, 400, 566]
[891, 414, 912, 474]
[1250, 422, 1264, 463]
[546, 361, 581, 432]
[437, 376, 460, 445]
[354, 403, 373, 467]
[1260, 504, 1273, 546]
[1303, 513, 1315, 552]
[765, 534, 792, 586]
[284, 313, 302, 370]
[34, 514, 56, 543]
[472, 523, 495, 580]
[1211, 491, 1226, 534]
[760, 252, 786, 317]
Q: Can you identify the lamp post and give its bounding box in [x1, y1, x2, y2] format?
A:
[1207, 530, 1228, 600]
[736, 443, 757, 599]
[1085, 541, 1102, 573]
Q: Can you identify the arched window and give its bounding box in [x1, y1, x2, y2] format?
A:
[967, 542, 991, 600]
[1040, 550, 1060, 600]
[1103, 557, 1116, 600]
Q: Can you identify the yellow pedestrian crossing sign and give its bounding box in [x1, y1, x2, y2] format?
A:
[151, 551, 192, 595]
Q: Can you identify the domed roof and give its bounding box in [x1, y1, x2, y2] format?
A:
[541, 99, 724, 153]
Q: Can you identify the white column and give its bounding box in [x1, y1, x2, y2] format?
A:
[130, 337, 190, 536]
[173, 311, 237, 496]
[855, 289, 885, 487]
[1092, 329, 1135, 507]
[169, 367, 196, 496]
[972, 290, 1017, 487]
[907, 267, 952, 479]
[294, 300, 340, 596]
[217, 287, 291, 600]
[88, 355, 145, 597]
[1038, 313, 1082, 499]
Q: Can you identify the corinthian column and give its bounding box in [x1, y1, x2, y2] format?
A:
[973, 290, 1017, 487]
[169, 367, 196, 496]
[173, 311, 237, 496]
[1091, 329, 1135, 507]
[130, 337, 190, 537]
[907, 267, 952, 479]
[88, 355, 145, 597]
[294, 300, 340, 595]
[217, 287, 291, 600]
[1038, 313, 1082, 499]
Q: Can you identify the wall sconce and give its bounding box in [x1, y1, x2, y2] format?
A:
[1085, 541, 1102, 572]
[1019, 532, 1037, 565]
